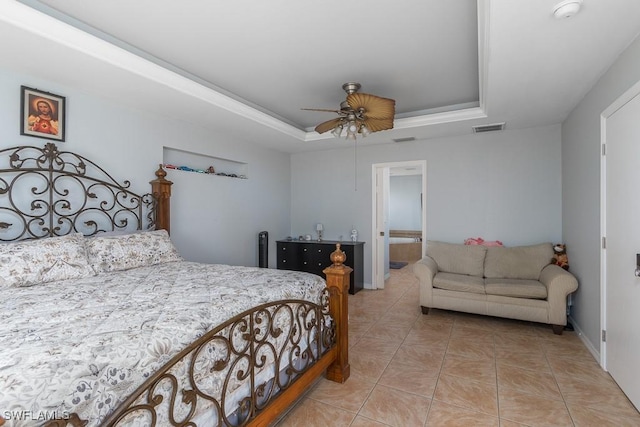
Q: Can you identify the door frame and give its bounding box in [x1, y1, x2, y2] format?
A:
[371, 160, 427, 289]
[600, 78, 640, 369]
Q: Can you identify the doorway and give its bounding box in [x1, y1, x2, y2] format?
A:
[601, 79, 640, 409]
[371, 160, 427, 289]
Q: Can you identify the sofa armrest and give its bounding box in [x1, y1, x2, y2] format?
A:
[413, 256, 439, 308]
[539, 264, 579, 325]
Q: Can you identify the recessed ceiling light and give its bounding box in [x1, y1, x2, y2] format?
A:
[553, 0, 582, 19]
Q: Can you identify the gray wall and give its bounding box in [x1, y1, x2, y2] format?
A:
[390, 175, 422, 231]
[0, 68, 292, 267]
[291, 124, 563, 287]
[562, 36, 640, 355]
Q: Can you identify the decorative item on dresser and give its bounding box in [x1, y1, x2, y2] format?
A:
[0, 143, 350, 427]
[276, 239, 364, 294]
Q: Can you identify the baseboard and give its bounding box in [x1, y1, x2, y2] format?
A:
[569, 315, 601, 364]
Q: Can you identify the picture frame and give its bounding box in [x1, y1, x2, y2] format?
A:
[20, 86, 66, 142]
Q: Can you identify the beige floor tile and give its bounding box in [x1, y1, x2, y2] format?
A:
[495, 347, 551, 373]
[450, 325, 496, 343]
[378, 311, 420, 328]
[349, 415, 390, 426]
[542, 339, 596, 363]
[378, 358, 439, 397]
[494, 331, 546, 353]
[349, 347, 393, 382]
[364, 322, 412, 345]
[426, 400, 499, 427]
[568, 403, 640, 426]
[451, 312, 502, 331]
[391, 343, 445, 373]
[359, 384, 431, 427]
[498, 388, 573, 427]
[404, 323, 452, 344]
[446, 336, 495, 360]
[441, 352, 497, 385]
[497, 364, 561, 399]
[276, 397, 356, 427]
[557, 375, 640, 419]
[434, 373, 498, 416]
[306, 376, 376, 413]
[547, 355, 611, 385]
[352, 336, 402, 357]
[415, 309, 457, 324]
[498, 420, 529, 427]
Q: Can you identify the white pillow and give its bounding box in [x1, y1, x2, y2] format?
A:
[0, 233, 95, 288]
[85, 229, 182, 273]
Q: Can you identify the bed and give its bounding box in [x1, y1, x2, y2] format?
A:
[389, 229, 423, 264]
[0, 143, 350, 427]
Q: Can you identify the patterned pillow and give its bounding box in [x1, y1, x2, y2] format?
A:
[85, 229, 183, 273]
[0, 233, 95, 288]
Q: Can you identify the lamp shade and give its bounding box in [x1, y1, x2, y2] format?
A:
[316, 223, 324, 231]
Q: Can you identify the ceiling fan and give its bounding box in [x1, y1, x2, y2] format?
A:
[303, 82, 396, 139]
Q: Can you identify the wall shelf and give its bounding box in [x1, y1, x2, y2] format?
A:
[163, 147, 248, 179]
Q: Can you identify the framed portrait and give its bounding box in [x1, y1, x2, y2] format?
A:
[20, 86, 66, 142]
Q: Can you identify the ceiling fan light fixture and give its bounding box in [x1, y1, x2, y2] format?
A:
[303, 82, 396, 141]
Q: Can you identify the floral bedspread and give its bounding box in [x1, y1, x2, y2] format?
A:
[0, 261, 327, 426]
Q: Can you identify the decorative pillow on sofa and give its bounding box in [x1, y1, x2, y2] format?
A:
[426, 240, 487, 277]
[85, 229, 183, 273]
[0, 233, 95, 288]
[484, 243, 554, 280]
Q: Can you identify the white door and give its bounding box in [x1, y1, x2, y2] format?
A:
[372, 161, 427, 289]
[604, 89, 640, 409]
[373, 166, 389, 289]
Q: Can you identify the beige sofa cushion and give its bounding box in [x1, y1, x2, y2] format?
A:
[426, 241, 487, 277]
[484, 243, 553, 280]
[433, 272, 486, 294]
[485, 278, 548, 299]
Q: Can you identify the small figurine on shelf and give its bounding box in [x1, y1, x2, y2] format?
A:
[206, 166, 215, 174]
[350, 229, 358, 242]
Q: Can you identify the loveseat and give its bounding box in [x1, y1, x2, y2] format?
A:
[413, 241, 578, 334]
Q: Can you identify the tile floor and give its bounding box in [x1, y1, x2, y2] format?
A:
[276, 264, 640, 426]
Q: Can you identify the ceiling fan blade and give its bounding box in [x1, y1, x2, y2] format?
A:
[301, 108, 343, 114]
[347, 93, 396, 120]
[315, 117, 344, 134]
[363, 117, 394, 132]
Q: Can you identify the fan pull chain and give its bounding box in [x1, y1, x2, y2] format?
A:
[353, 139, 358, 191]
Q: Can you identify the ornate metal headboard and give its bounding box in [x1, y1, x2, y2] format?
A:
[0, 143, 162, 242]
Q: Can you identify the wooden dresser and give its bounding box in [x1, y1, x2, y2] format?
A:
[276, 240, 364, 294]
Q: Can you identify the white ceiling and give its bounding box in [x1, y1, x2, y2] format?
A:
[2, 0, 640, 153]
